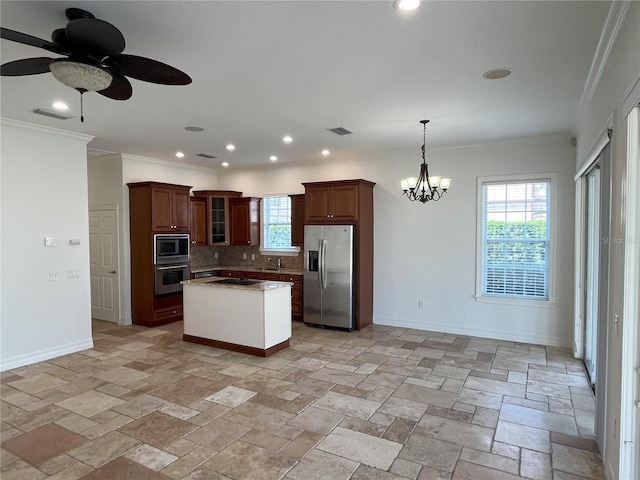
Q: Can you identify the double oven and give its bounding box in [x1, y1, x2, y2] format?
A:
[154, 234, 190, 295]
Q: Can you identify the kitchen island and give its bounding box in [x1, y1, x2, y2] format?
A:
[181, 277, 292, 357]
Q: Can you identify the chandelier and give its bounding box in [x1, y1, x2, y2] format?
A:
[401, 120, 451, 203]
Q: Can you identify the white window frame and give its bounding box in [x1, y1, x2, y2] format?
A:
[260, 194, 299, 256]
[475, 172, 558, 307]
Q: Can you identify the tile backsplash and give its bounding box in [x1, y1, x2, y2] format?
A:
[190, 246, 303, 271]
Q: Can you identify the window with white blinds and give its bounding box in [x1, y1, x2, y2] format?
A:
[262, 195, 293, 250]
[481, 180, 550, 300]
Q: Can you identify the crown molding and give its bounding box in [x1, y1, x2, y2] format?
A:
[574, 1, 631, 132]
[121, 152, 218, 173]
[1, 117, 94, 143]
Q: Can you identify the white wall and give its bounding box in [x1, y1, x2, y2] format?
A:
[573, 2, 640, 479]
[218, 133, 576, 347]
[88, 154, 219, 324]
[1, 119, 94, 371]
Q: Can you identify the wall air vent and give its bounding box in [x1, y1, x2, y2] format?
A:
[197, 153, 217, 159]
[326, 127, 353, 136]
[33, 108, 73, 120]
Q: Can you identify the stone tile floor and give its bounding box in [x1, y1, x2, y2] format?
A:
[1, 320, 604, 479]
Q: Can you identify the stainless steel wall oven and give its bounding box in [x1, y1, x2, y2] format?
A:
[154, 234, 189, 295]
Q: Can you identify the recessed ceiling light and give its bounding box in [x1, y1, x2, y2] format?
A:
[483, 68, 514, 80]
[270, 155, 278, 162]
[226, 144, 236, 151]
[282, 135, 293, 144]
[184, 126, 204, 132]
[321, 149, 330, 156]
[221, 162, 230, 167]
[176, 151, 185, 158]
[394, 0, 420, 12]
[52, 101, 69, 111]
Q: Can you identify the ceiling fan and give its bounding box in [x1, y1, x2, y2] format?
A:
[0, 7, 192, 121]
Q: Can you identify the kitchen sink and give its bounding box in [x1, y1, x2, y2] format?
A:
[215, 278, 263, 286]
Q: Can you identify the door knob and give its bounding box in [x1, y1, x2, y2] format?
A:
[108, 270, 117, 274]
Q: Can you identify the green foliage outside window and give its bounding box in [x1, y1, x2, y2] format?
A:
[267, 224, 291, 248]
[485, 220, 547, 266]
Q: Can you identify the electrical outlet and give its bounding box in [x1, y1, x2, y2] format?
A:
[242, 253, 248, 260]
[418, 300, 424, 309]
[214, 252, 218, 259]
[49, 271, 60, 281]
[251, 254, 256, 260]
[44, 237, 56, 247]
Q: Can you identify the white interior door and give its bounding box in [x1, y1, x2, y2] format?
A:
[89, 208, 119, 323]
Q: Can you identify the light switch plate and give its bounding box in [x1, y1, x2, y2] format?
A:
[45, 237, 56, 247]
[69, 239, 81, 246]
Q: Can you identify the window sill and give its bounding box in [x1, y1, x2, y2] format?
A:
[259, 247, 300, 257]
[473, 294, 557, 309]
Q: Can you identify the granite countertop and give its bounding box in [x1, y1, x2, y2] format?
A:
[190, 264, 303, 276]
[182, 276, 292, 291]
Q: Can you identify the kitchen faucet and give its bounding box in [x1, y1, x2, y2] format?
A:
[267, 257, 282, 270]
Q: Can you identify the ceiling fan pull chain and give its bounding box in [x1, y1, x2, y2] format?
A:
[78, 88, 86, 122]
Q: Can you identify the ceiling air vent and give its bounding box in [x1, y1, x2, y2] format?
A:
[326, 127, 353, 136]
[33, 108, 73, 120]
[197, 153, 217, 159]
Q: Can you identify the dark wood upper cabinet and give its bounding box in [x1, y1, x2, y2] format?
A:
[229, 197, 261, 246]
[190, 196, 207, 246]
[192, 190, 242, 246]
[129, 182, 191, 233]
[303, 179, 374, 224]
[289, 194, 305, 246]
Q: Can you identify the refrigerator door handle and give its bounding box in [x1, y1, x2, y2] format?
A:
[320, 239, 327, 289]
[317, 239, 324, 289]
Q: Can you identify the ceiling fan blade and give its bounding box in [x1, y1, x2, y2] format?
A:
[1, 27, 65, 54]
[66, 18, 125, 58]
[108, 54, 192, 85]
[1, 57, 53, 76]
[97, 73, 132, 100]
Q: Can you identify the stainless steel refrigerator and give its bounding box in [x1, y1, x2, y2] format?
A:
[303, 225, 355, 330]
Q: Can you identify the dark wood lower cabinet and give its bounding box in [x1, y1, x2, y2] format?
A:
[130, 292, 183, 328]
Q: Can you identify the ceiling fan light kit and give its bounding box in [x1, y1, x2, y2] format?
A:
[49, 60, 113, 92]
[1, 7, 192, 122]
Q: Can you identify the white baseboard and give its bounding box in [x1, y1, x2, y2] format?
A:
[0, 338, 94, 372]
[373, 316, 571, 348]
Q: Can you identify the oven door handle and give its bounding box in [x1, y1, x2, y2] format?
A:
[156, 265, 189, 270]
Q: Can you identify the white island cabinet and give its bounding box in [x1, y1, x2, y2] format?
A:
[181, 277, 292, 357]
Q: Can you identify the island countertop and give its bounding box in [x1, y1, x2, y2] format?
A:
[190, 265, 303, 276]
[181, 276, 292, 291]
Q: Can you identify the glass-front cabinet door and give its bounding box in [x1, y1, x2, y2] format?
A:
[210, 197, 227, 244]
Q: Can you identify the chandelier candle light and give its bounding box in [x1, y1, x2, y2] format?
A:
[401, 120, 451, 203]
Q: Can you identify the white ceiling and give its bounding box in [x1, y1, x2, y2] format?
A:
[0, 1, 611, 169]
